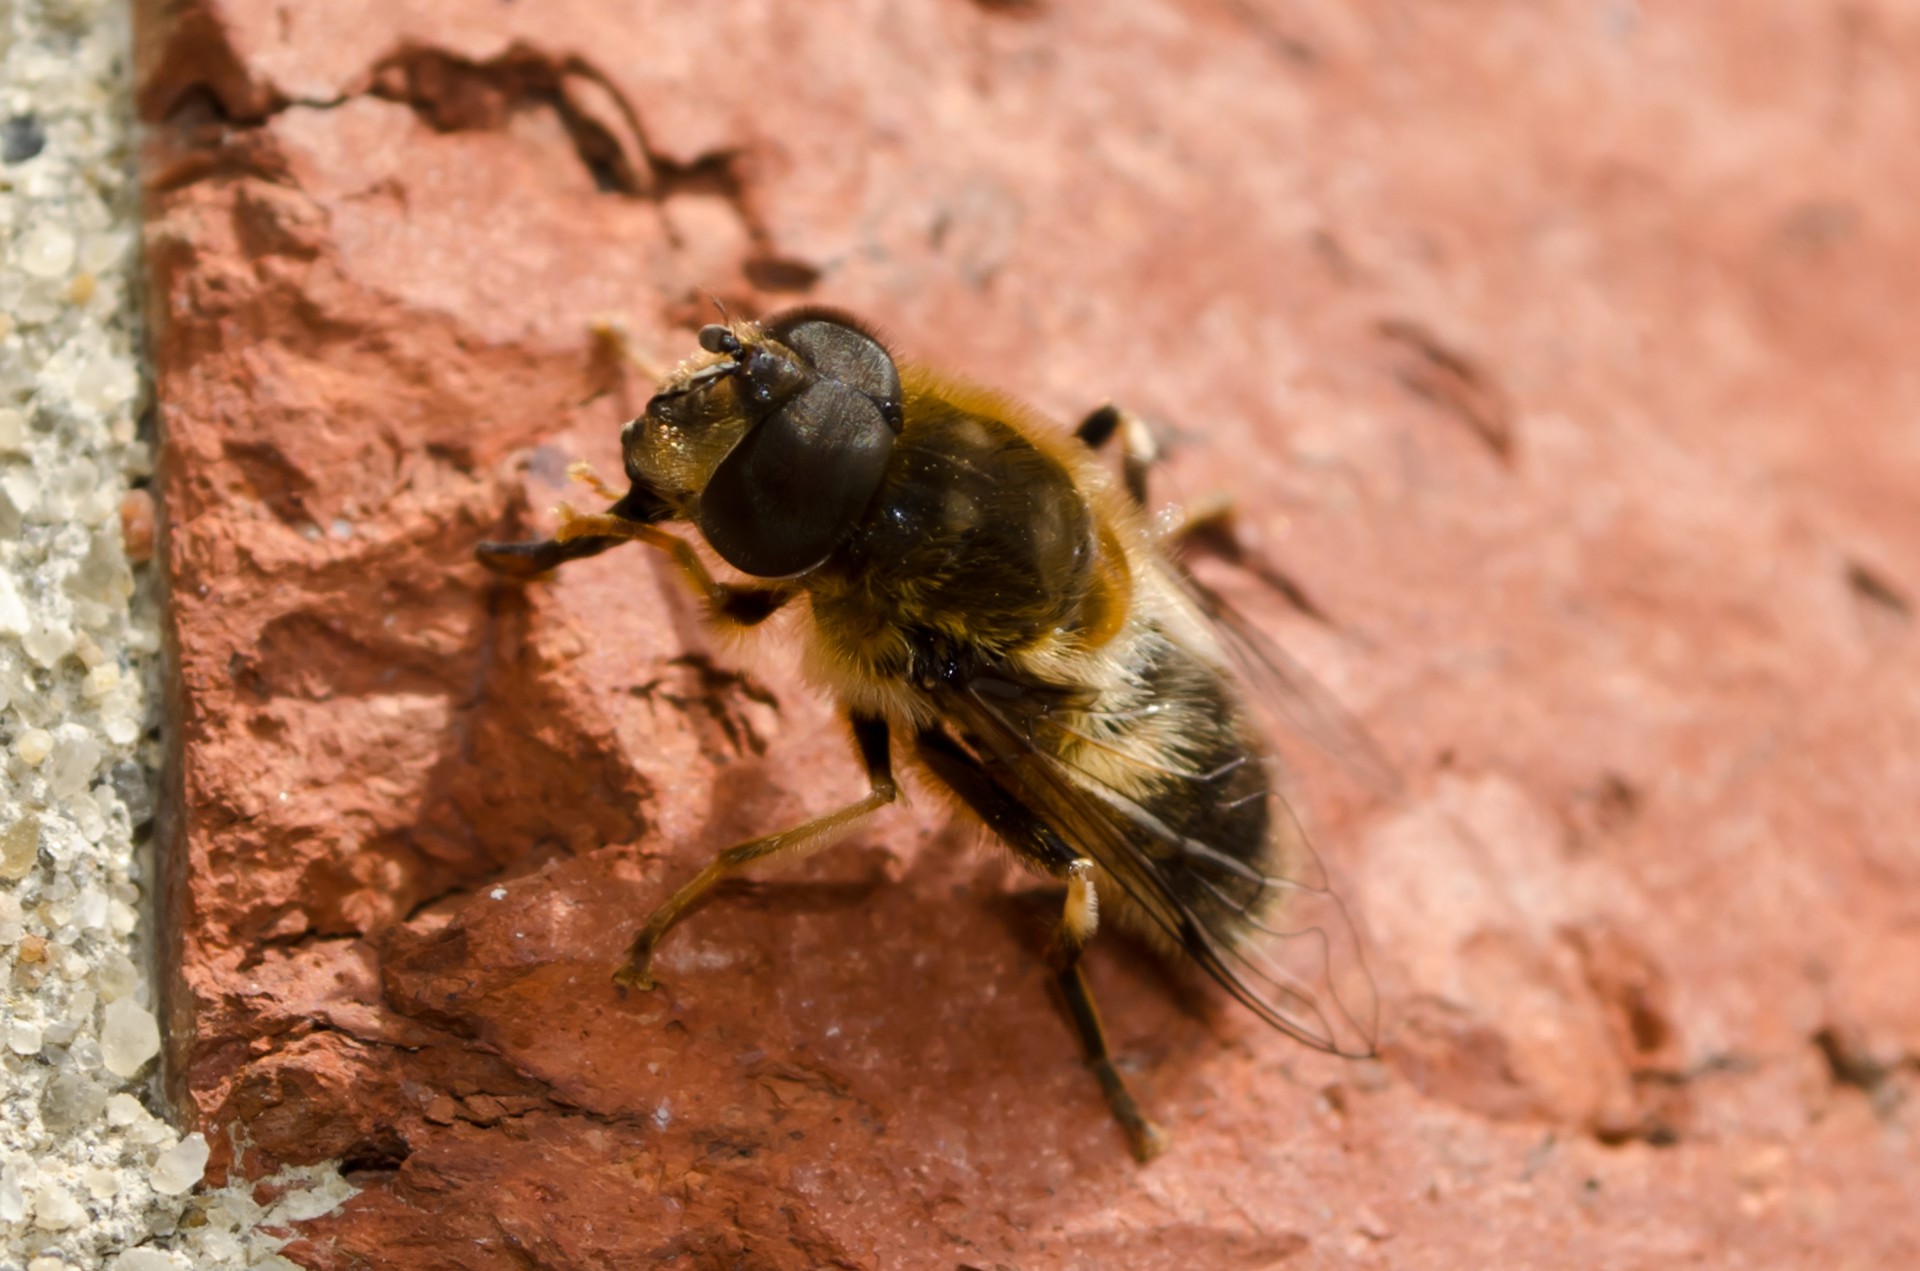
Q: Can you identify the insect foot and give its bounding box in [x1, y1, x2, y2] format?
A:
[612, 957, 660, 992]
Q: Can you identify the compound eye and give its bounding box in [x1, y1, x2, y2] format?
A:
[696, 379, 894, 578]
[764, 312, 903, 430]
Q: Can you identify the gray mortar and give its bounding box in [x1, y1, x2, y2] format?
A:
[1, 3, 351, 1268]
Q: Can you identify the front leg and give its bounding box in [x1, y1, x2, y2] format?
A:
[616, 714, 897, 990]
[477, 467, 792, 629]
[475, 480, 669, 579]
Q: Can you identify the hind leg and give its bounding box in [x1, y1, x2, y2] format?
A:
[915, 726, 1169, 1162]
[1051, 863, 1170, 1162]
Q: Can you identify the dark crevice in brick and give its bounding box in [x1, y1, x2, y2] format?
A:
[336, 1130, 413, 1176]
[741, 255, 824, 293]
[1846, 559, 1910, 621]
[145, 34, 812, 299]
[149, 35, 670, 204]
[629, 653, 782, 763]
[1815, 1026, 1913, 1117]
[1378, 317, 1516, 463]
[365, 46, 658, 199]
[1212, 0, 1320, 66]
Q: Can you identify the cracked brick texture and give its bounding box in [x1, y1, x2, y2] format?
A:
[137, 1, 1919, 1268]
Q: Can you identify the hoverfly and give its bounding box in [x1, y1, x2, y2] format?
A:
[476, 309, 1379, 1160]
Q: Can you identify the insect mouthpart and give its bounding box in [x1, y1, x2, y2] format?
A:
[664, 359, 741, 400]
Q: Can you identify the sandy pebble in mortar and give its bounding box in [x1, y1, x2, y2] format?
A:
[0, 1, 356, 1266]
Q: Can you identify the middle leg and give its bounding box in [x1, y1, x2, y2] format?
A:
[617, 713, 896, 990]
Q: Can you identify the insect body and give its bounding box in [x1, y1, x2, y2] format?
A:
[477, 309, 1377, 1160]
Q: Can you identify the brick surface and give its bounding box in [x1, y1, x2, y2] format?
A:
[139, 1, 1920, 1266]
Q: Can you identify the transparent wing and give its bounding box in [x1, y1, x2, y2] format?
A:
[1163, 557, 1402, 799]
[940, 671, 1379, 1059]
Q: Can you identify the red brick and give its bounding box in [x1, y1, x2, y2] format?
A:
[139, 1, 1920, 1266]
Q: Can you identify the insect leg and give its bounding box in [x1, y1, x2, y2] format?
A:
[478, 498, 791, 629]
[1051, 861, 1169, 1162]
[474, 530, 632, 579]
[566, 459, 626, 502]
[1074, 403, 1225, 543]
[615, 714, 895, 990]
[1073, 403, 1156, 509]
[1074, 403, 1238, 543]
[556, 505, 796, 628]
[588, 317, 667, 386]
[1057, 953, 1170, 1162]
[913, 726, 1170, 1162]
[474, 483, 663, 579]
[1075, 404, 1330, 623]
